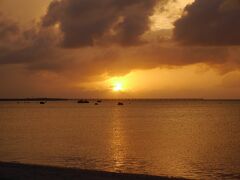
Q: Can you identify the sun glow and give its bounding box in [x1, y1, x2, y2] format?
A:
[107, 76, 128, 93]
[113, 82, 124, 92]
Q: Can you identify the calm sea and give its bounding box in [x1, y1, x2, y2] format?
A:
[0, 100, 239, 179]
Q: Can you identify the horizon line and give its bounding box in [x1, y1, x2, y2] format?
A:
[0, 98, 240, 101]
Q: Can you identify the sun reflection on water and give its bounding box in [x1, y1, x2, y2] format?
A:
[109, 106, 127, 172]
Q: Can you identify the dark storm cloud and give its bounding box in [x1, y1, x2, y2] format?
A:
[0, 30, 58, 65]
[42, 0, 159, 47]
[0, 13, 59, 65]
[0, 14, 18, 38]
[174, 0, 240, 46]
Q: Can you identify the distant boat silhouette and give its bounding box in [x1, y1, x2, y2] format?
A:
[117, 102, 124, 106]
[40, 102, 46, 105]
[77, 100, 90, 104]
[94, 103, 99, 105]
[97, 100, 102, 103]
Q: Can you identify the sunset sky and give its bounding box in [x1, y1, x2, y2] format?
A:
[0, 0, 239, 98]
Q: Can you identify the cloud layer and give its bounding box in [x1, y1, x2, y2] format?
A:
[174, 0, 240, 46]
[0, 14, 19, 42]
[42, 0, 159, 47]
[0, 0, 240, 98]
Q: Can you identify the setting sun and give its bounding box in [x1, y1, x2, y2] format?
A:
[106, 76, 129, 93]
[113, 82, 124, 92]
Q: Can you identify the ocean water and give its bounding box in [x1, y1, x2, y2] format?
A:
[0, 100, 239, 179]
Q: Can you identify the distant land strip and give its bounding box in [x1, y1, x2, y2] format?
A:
[0, 98, 69, 102]
[0, 98, 239, 102]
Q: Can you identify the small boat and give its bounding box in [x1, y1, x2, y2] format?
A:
[40, 102, 46, 105]
[77, 100, 90, 104]
[117, 102, 124, 106]
[94, 103, 99, 105]
[97, 100, 102, 103]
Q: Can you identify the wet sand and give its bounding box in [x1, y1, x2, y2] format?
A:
[0, 162, 186, 180]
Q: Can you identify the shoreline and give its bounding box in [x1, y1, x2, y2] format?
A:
[0, 162, 187, 180]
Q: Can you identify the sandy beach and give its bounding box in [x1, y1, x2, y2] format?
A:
[0, 162, 186, 180]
